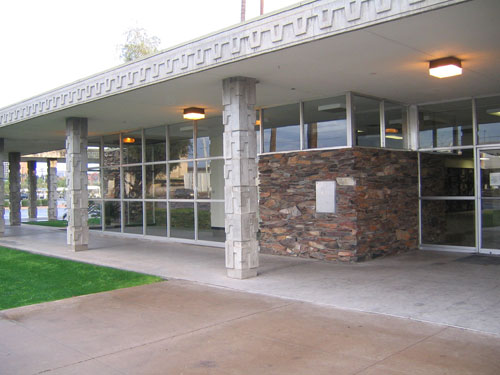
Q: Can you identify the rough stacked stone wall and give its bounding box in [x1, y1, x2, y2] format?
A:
[354, 148, 418, 260]
[259, 149, 358, 261]
[258, 147, 418, 262]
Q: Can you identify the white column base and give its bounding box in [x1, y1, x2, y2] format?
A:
[227, 268, 258, 279]
[71, 244, 88, 252]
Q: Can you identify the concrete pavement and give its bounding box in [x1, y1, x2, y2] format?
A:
[1, 225, 499, 336]
[2, 280, 500, 374]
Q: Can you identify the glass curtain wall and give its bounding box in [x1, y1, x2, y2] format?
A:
[88, 116, 225, 244]
[258, 93, 408, 154]
[418, 95, 500, 254]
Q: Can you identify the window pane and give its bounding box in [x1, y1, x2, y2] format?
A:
[146, 164, 167, 199]
[169, 161, 193, 199]
[146, 202, 167, 237]
[88, 167, 101, 198]
[145, 126, 166, 162]
[480, 149, 500, 198]
[263, 103, 300, 152]
[418, 100, 473, 148]
[104, 201, 121, 232]
[197, 202, 225, 242]
[123, 166, 142, 199]
[304, 96, 347, 149]
[197, 117, 223, 157]
[477, 95, 500, 144]
[170, 202, 194, 239]
[122, 131, 142, 164]
[88, 200, 102, 230]
[482, 200, 500, 249]
[384, 102, 407, 149]
[87, 144, 100, 165]
[420, 150, 474, 196]
[169, 123, 194, 160]
[421, 200, 475, 247]
[354, 95, 380, 147]
[103, 168, 120, 199]
[103, 134, 120, 166]
[124, 201, 143, 234]
[196, 160, 224, 199]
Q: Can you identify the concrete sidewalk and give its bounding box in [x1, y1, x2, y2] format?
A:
[1, 280, 500, 374]
[1, 225, 500, 337]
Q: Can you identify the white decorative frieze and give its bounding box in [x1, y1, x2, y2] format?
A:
[0, 0, 464, 127]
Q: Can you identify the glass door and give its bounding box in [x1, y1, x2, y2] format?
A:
[479, 148, 500, 254]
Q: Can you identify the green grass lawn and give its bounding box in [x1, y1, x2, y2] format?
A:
[24, 218, 101, 227]
[0, 247, 163, 310]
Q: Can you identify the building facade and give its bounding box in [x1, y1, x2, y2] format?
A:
[0, 0, 499, 277]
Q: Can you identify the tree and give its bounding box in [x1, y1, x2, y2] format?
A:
[120, 28, 161, 62]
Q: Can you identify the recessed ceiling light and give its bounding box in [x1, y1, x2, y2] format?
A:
[183, 107, 205, 120]
[429, 56, 462, 78]
[486, 108, 500, 117]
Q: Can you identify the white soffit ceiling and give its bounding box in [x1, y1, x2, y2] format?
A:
[1, 0, 499, 154]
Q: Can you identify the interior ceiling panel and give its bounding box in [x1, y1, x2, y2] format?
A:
[1, 0, 499, 155]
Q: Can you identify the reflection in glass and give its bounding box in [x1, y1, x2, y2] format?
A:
[477, 96, 500, 144]
[304, 96, 347, 149]
[103, 134, 120, 166]
[87, 145, 100, 164]
[169, 161, 194, 199]
[384, 102, 407, 149]
[124, 201, 143, 234]
[421, 200, 475, 247]
[146, 164, 166, 199]
[196, 160, 224, 199]
[169, 123, 193, 160]
[263, 103, 300, 152]
[481, 200, 500, 249]
[145, 126, 166, 162]
[418, 100, 473, 148]
[146, 202, 167, 237]
[480, 149, 500, 198]
[104, 201, 121, 232]
[123, 166, 142, 199]
[88, 167, 101, 198]
[197, 117, 223, 157]
[88, 201, 102, 230]
[354, 95, 380, 147]
[197, 202, 225, 242]
[170, 202, 195, 239]
[103, 168, 120, 199]
[420, 150, 474, 197]
[122, 131, 142, 164]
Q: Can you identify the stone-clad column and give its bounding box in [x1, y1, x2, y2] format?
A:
[28, 161, 37, 219]
[0, 139, 5, 235]
[47, 159, 58, 220]
[222, 76, 259, 279]
[66, 118, 89, 251]
[9, 152, 21, 226]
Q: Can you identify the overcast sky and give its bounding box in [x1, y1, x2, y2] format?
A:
[0, 0, 299, 109]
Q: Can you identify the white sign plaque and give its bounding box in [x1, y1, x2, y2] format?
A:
[316, 181, 336, 213]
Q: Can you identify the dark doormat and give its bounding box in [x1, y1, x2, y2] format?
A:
[455, 254, 500, 265]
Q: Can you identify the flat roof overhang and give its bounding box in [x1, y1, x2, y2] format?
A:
[1, 0, 499, 156]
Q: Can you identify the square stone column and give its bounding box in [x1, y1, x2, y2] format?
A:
[47, 159, 58, 220]
[222, 76, 259, 279]
[66, 118, 89, 251]
[9, 152, 21, 226]
[0, 139, 5, 235]
[28, 161, 37, 219]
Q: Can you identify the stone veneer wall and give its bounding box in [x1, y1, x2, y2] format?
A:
[258, 147, 418, 262]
